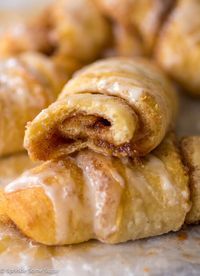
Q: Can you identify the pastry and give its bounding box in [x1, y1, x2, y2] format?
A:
[2, 134, 190, 245]
[0, 153, 36, 225]
[155, 0, 200, 96]
[0, 0, 110, 66]
[181, 137, 200, 224]
[49, 0, 110, 64]
[0, 52, 66, 156]
[0, 23, 52, 59]
[97, 0, 200, 97]
[113, 24, 144, 57]
[96, 0, 174, 56]
[24, 57, 178, 160]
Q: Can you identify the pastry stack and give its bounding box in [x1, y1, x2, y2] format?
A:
[0, 0, 199, 246]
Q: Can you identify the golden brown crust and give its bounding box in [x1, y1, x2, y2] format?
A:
[0, 52, 66, 156]
[0, 24, 52, 59]
[2, 134, 190, 245]
[0, 0, 110, 68]
[96, 0, 175, 55]
[49, 0, 110, 63]
[24, 57, 178, 160]
[0, 153, 36, 225]
[155, 0, 200, 96]
[181, 137, 200, 224]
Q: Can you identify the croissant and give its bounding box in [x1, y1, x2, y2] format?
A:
[97, 0, 200, 96]
[0, 52, 66, 156]
[1, 134, 191, 245]
[24, 57, 177, 161]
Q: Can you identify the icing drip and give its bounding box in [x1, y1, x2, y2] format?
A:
[76, 153, 123, 240]
[5, 160, 84, 244]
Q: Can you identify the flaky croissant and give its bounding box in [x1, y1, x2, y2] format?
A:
[1, 134, 192, 245]
[0, 52, 66, 156]
[24, 57, 177, 160]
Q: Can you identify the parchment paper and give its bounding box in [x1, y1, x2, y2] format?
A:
[0, 1, 199, 275]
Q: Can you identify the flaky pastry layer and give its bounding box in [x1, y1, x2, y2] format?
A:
[25, 57, 178, 160]
[2, 134, 190, 245]
[0, 52, 66, 156]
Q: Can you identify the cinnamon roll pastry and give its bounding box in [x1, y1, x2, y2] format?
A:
[155, 0, 200, 96]
[181, 137, 200, 224]
[25, 57, 178, 161]
[96, 0, 174, 55]
[0, 52, 66, 156]
[2, 134, 190, 245]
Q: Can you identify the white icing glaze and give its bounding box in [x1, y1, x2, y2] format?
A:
[5, 160, 84, 244]
[97, 78, 144, 103]
[76, 154, 123, 240]
[147, 154, 188, 208]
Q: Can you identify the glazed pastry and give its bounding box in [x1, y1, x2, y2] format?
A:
[2, 134, 190, 245]
[24, 57, 178, 160]
[155, 0, 200, 96]
[0, 153, 36, 224]
[0, 52, 66, 156]
[181, 137, 200, 224]
[96, 0, 174, 55]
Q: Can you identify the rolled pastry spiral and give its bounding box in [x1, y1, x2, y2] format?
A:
[0, 0, 110, 67]
[0, 52, 66, 156]
[1, 134, 191, 245]
[24, 57, 178, 161]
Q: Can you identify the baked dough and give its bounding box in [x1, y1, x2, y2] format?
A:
[2, 134, 190, 245]
[0, 0, 110, 67]
[155, 0, 200, 96]
[0, 153, 36, 225]
[181, 136, 200, 224]
[0, 52, 66, 156]
[24, 57, 178, 160]
[96, 0, 174, 55]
